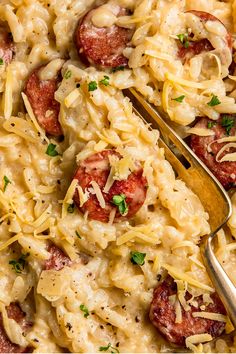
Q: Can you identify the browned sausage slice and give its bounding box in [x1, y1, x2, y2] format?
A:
[178, 39, 213, 63]
[0, 28, 14, 65]
[149, 276, 226, 346]
[24, 66, 62, 136]
[178, 11, 232, 63]
[45, 244, 72, 271]
[75, 6, 133, 68]
[73, 150, 147, 223]
[0, 303, 30, 353]
[190, 117, 236, 190]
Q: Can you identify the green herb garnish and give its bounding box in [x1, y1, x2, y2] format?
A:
[9, 253, 30, 274]
[172, 95, 185, 103]
[64, 70, 72, 79]
[46, 143, 59, 157]
[112, 194, 128, 216]
[88, 81, 98, 91]
[112, 66, 125, 73]
[99, 343, 119, 353]
[67, 203, 75, 213]
[207, 95, 221, 107]
[80, 304, 89, 318]
[130, 251, 146, 266]
[99, 75, 110, 86]
[0, 58, 4, 65]
[75, 231, 81, 239]
[207, 121, 216, 129]
[177, 33, 189, 48]
[221, 115, 235, 135]
[3, 176, 11, 192]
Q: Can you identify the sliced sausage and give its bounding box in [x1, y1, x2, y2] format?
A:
[188, 11, 232, 49]
[178, 39, 213, 63]
[45, 245, 71, 271]
[178, 11, 232, 63]
[190, 117, 236, 190]
[73, 150, 147, 223]
[0, 303, 30, 353]
[74, 6, 133, 68]
[24, 66, 62, 136]
[149, 276, 226, 346]
[0, 27, 14, 65]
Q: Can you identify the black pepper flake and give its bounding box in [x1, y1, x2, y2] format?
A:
[135, 316, 140, 323]
[66, 322, 72, 331]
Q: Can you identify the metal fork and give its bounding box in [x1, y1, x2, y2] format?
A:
[124, 88, 236, 327]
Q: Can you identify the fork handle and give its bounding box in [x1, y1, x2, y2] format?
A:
[202, 237, 236, 328]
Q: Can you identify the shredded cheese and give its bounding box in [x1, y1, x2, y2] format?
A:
[21, 93, 49, 144]
[62, 179, 78, 218]
[174, 299, 182, 323]
[165, 73, 207, 89]
[76, 185, 89, 207]
[64, 88, 81, 108]
[206, 136, 236, 162]
[0, 233, 23, 252]
[192, 312, 227, 322]
[3, 67, 13, 119]
[187, 127, 215, 137]
[163, 264, 214, 292]
[186, 333, 213, 351]
[90, 181, 106, 209]
[103, 167, 115, 193]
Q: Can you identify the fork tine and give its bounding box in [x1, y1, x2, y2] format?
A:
[125, 88, 232, 231]
[125, 88, 236, 327]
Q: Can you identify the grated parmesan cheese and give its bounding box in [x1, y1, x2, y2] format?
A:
[186, 333, 213, 351]
[90, 181, 106, 209]
[192, 312, 227, 322]
[76, 185, 89, 207]
[164, 264, 214, 292]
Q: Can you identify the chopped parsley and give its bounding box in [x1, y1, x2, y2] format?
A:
[172, 95, 185, 103]
[177, 33, 189, 48]
[112, 194, 128, 216]
[88, 81, 98, 91]
[75, 231, 81, 239]
[207, 121, 216, 129]
[3, 176, 11, 192]
[67, 203, 75, 213]
[112, 66, 125, 73]
[9, 253, 30, 274]
[80, 304, 89, 318]
[64, 70, 72, 79]
[99, 75, 110, 86]
[46, 143, 59, 157]
[99, 343, 119, 353]
[207, 95, 221, 107]
[130, 251, 146, 266]
[0, 58, 4, 65]
[221, 115, 235, 135]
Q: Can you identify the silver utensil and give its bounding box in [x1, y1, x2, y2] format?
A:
[124, 88, 236, 327]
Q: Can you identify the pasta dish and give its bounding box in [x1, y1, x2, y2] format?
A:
[0, 0, 236, 352]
